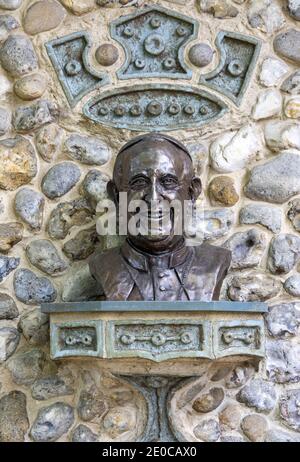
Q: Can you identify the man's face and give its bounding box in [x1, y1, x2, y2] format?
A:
[112, 140, 199, 252]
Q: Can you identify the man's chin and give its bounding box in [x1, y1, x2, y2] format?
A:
[141, 234, 170, 242]
[137, 221, 173, 242]
[134, 232, 183, 249]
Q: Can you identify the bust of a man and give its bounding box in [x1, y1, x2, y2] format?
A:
[89, 133, 231, 301]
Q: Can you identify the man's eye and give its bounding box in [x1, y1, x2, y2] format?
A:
[161, 177, 178, 187]
[130, 178, 148, 189]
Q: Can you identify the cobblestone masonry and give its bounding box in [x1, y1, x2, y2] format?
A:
[0, 0, 300, 443]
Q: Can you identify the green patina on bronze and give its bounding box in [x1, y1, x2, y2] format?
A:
[106, 319, 212, 361]
[83, 84, 228, 131]
[110, 5, 198, 80]
[45, 31, 109, 108]
[47, 304, 266, 362]
[50, 319, 104, 359]
[200, 31, 261, 106]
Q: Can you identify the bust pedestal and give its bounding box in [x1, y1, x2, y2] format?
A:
[41, 301, 266, 442]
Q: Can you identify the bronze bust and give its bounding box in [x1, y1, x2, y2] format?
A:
[89, 133, 231, 301]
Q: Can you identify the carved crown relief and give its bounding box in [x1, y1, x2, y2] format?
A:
[45, 5, 261, 131]
[110, 6, 198, 80]
[45, 31, 109, 108]
[83, 84, 228, 131]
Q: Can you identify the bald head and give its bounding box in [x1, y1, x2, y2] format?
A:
[118, 133, 192, 159]
[107, 133, 201, 252]
[113, 133, 194, 189]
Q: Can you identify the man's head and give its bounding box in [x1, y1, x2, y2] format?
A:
[107, 133, 202, 253]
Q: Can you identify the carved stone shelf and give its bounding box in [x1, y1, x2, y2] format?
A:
[41, 301, 267, 441]
[41, 301, 267, 362]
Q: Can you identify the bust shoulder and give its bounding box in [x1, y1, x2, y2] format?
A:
[191, 243, 232, 276]
[188, 243, 231, 300]
[89, 246, 135, 300]
[89, 246, 122, 278]
[193, 242, 231, 262]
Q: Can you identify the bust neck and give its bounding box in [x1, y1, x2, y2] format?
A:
[127, 236, 186, 257]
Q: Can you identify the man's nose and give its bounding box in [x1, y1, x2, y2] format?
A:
[145, 179, 161, 203]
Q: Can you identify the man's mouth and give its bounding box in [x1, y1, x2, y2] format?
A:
[128, 206, 174, 238]
[140, 210, 169, 219]
[145, 209, 173, 236]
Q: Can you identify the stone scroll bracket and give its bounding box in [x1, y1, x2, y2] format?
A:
[45, 31, 109, 108]
[118, 375, 199, 442]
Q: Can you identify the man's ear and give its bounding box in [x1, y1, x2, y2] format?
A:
[107, 180, 119, 205]
[189, 176, 202, 202]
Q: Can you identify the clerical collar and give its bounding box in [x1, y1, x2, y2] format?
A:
[121, 239, 191, 271]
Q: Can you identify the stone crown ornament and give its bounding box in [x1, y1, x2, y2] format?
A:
[45, 5, 261, 131]
[45, 31, 109, 108]
[110, 5, 198, 80]
[83, 84, 228, 131]
[200, 31, 261, 106]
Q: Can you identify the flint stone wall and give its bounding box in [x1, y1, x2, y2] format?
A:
[0, 0, 300, 443]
